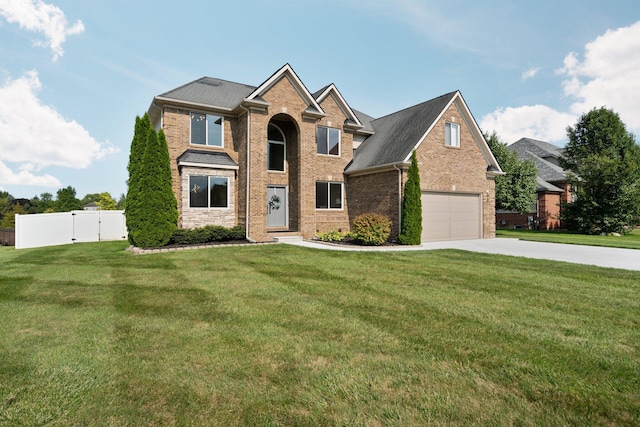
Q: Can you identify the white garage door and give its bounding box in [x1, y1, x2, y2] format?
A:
[421, 192, 481, 242]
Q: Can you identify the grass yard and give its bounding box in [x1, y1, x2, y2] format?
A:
[497, 228, 640, 249]
[0, 242, 639, 426]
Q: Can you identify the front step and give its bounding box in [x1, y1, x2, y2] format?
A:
[271, 234, 304, 243]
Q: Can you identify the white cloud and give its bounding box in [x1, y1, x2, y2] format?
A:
[482, 20, 640, 144]
[521, 67, 540, 81]
[0, 0, 84, 60]
[557, 21, 640, 131]
[0, 161, 60, 187]
[0, 71, 117, 188]
[480, 105, 576, 144]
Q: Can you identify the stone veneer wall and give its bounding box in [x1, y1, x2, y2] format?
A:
[179, 166, 236, 229]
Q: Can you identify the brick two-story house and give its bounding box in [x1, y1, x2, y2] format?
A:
[496, 137, 571, 230]
[149, 64, 502, 242]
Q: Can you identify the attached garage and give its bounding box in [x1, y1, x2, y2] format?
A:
[421, 192, 482, 242]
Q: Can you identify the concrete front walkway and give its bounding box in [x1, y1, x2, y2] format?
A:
[279, 238, 640, 271]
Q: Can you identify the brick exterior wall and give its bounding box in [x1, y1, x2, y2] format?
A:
[347, 171, 401, 238]
[496, 182, 571, 231]
[162, 107, 243, 229]
[242, 78, 354, 241]
[538, 192, 562, 229]
[415, 102, 496, 239]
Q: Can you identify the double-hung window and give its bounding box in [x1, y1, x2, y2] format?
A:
[316, 126, 340, 156]
[189, 176, 228, 208]
[315, 181, 343, 210]
[191, 112, 223, 147]
[445, 122, 460, 147]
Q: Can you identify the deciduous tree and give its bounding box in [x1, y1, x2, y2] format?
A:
[97, 192, 117, 210]
[560, 107, 640, 234]
[55, 186, 82, 212]
[486, 131, 537, 214]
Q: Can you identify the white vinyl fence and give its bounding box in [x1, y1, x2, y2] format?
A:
[15, 210, 127, 249]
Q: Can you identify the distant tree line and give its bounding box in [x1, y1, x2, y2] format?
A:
[0, 188, 125, 229]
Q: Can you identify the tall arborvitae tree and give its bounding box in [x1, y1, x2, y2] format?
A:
[126, 114, 177, 248]
[125, 114, 150, 244]
[399, 150, 422, 245]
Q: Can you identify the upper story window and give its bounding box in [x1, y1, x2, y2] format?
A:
[445, 122, 460, 147]
[191, 112, 223, 147]
[316, 126, 340, 156]
[267, 124, 285, 172]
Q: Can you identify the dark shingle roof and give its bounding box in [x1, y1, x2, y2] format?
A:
[510, 137, 566, 183]
[176, 150, 238, 168]
[346, 92, 457, 172]
[536, 177, 564, 192]
[352, 109, 376, 134]
[158, 77, 256, 110]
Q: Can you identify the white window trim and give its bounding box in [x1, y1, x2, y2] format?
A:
[315, 181, 344, 210]
[190, 111, 224, 148]
[316, 126, 341, 157]
[189, 175, 230, 209]
[445, 122, 460, 147]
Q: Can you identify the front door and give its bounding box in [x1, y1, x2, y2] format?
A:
[267, 186, 288, 228]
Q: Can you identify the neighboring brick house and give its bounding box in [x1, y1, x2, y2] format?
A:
[149, 64, 503, 242]
[496, 137, 572, 230]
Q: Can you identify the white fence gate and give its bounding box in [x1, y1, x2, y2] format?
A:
[15, 210, 127, 249]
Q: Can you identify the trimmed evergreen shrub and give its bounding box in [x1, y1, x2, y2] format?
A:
[126, 115, 178, 248]
[352, 213, 391, 246]
[168, 225, 246, 246]
[125, 114, 149, 244]
[399, 150, 422, 245]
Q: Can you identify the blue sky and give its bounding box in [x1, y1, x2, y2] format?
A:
[1, 0, 639, 200]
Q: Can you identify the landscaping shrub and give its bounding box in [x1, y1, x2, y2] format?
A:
[169, 225, 246, 246]
[351, 213, 391, 246]
[316, 230, 346, 242]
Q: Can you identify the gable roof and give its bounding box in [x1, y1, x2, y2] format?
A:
[509, 137, 566, 183]
[155, 77, 256, 112]
[313, 84, 362, 129]
[346, 91, 502, 175]
[245, 63, 325, 119]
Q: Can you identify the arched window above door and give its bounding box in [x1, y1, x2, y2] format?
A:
[267, 124, 285, 171]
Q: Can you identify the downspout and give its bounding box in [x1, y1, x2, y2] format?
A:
[393, 164, 403, 238]
[238, 104, 256, 242]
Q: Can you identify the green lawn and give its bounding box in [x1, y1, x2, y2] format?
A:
[1, 242, 638, 426]
[497, 228, 640, 249]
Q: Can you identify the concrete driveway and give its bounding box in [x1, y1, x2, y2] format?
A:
[280, 237, 640, 271]
[420, 238, 640, 271]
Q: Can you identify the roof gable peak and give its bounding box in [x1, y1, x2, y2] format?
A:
[245, 64, 325, 117]
[314, 83, 362, 128]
